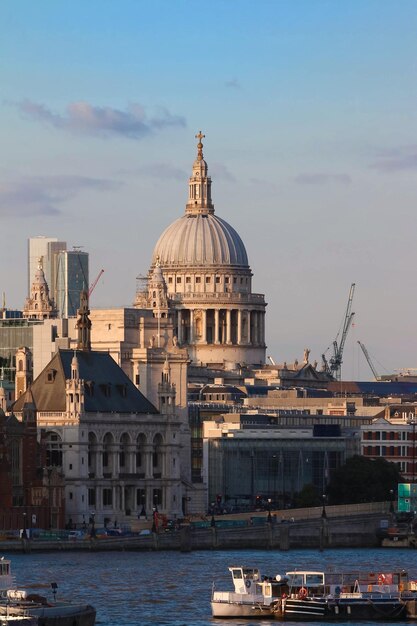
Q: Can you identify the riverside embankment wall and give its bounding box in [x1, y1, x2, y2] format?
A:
[1, 512, 387, 553]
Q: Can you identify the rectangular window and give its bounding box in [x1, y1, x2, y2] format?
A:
[176, 277, 181, 283]
[168, 277, 173, 284]
[206, 276, 211, 283]
[196, 276, 201, 283]
[88, 488, 96, 506]
[225, 277, 229, 283]
[103, 488, 113, 506]
[216, 276, 220, 283]
[186, 277, 191, 283]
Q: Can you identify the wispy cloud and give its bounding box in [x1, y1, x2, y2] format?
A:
[294, 173, 352, 185]
[210, 162, 236, 182]
[13, 100, 186, 140]
[0, 175, 121, 217]
[118, 162, 187, 180]
[370, 146, 417, 172]
[225, 78, 241, 90]
[250, 177, 278, 191]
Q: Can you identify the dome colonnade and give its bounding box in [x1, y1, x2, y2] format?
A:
[148, 132, 266, 366]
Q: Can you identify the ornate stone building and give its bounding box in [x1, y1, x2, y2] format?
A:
[13, 293, 190, 526]
[135, 133, 267, 369]
[23, 258, 57, 321]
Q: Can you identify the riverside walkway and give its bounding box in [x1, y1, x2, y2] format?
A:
[0, 502, 392, 553]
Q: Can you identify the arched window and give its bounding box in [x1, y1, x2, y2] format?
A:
[119, 433, 130, 469]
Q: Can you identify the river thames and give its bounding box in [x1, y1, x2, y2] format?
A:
[3, 548, 417, 625]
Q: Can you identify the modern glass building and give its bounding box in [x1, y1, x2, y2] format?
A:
[56, 250, 89, 318]
[204, 414, 362, 510]
[0, 318, 42, 381]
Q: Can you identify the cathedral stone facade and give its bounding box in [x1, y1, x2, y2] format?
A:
[135, 133, 267, 368]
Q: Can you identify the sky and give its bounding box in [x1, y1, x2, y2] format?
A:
[1, 0, 417, 380]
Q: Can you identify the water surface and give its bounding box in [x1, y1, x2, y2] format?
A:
[3, 548, 417, 625]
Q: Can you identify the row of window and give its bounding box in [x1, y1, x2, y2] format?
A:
[87, 487, 163, 508]
[167, 276, 248, 285]
[364, 445, 411, 456]
[362, 431, 412, 441]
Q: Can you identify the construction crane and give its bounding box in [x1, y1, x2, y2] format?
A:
[88, 269, 104, 298]
[322, 283, 356, 381]
[357, 341, 379, 380]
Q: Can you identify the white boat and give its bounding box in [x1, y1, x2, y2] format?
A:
[211, 566, 285, 618]
[212, 566, 408, 621]
[0, 557, 96, 626]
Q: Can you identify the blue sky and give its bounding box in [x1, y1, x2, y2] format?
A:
[2, 0, 417, 378]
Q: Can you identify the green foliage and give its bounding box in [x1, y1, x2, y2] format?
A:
[294, 483, 321, 508]
[327, 455, 402, 505]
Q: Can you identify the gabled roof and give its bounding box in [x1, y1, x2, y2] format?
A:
[13, 349, 158, 414]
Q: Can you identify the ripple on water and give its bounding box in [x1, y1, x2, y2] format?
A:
[3, 547, 417, 625]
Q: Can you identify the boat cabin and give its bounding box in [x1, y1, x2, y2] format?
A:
[286, 571, 325, 597]
[229, 567, 261, 595]
[0, 559, 13, 595]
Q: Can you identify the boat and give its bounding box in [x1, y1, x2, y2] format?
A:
[0, 557, 96, 626]
[273, 570, 407, 621]
[0, 607, 38, 626]
[211, 566, 409, 620]
[211, 566, 287, 618]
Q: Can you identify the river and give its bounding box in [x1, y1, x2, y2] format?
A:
[3, 548, 417, 625]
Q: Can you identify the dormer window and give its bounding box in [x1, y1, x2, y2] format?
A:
[47, 369, 56, 383]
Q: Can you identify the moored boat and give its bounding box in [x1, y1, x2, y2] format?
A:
[211, 566, 285, 618]
[0, 557, 96, 626]
[273, 570, 407, 621]
[212, 566, 409, 621]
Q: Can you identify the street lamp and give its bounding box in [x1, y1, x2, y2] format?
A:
[267, 498, 272, 523]
[321, 494, 327, 519]
[90, 512, 96, 538]
[139, 492, 146, 519]
[22, 512, 27, 540]
[408, 416, 417, 483]
[389, 489, 395, 514]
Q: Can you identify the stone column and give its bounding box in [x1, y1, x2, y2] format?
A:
[145, 445, 153, 479]
[254, 312, 259, 345]
[177, 310, 183, 344]
[120, 485, 125, 513]
[202, 309, 207, 343]
[260, 312, 265, 345]
[214, 309, 220, 344]
[237, 309, 242, 345]
[189, 308, 194, 344]
[111, 444, 119, 479]
[226, 309, 232, 344]
[128, 444, 135, 474]
[247, 310, 251, 344]
[96, 444, 103, 478]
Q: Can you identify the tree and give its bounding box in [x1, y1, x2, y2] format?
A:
[294, 483, 321, 508]
[327, 455, 402, 505]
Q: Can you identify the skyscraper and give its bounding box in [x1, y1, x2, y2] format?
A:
[56, 249, 89, 317]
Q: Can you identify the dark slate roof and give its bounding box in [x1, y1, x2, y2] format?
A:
[13, 349, 158, 414]
[327, 381, 417, 396]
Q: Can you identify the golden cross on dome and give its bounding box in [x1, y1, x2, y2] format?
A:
[195, 130, 205, 160]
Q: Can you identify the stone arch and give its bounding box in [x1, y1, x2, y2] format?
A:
[102, 432, 114, 475]
[152, 433, 163, 477]
[119, 432, 131, 470]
